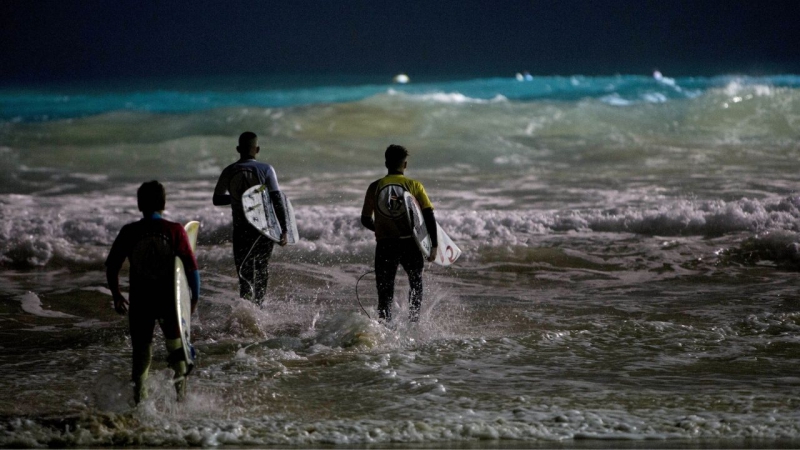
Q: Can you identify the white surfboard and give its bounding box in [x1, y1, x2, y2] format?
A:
[402, 191, 461, 266]
[175, 220, 199, 372]
[242, 185, 299, 244]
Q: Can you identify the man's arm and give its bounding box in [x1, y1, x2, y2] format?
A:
[268, 190, 289, 246]
[360, 215, 375, 231]
[212, 194, 231, 206]
[360, 182, 377, 232]
[105, 230, 129, 314]
[212, 169, 231, 206]
[422, 208, 438, 262]
[105, 265, 129, 314]
[415, 182, 438, 262]
[261, 165, 290, 245]
[175, 226, 200, 312]
[187, 270, 200, 313]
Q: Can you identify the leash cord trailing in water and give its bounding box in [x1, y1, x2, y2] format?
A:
[354, 265, 431, 320]
[355, 270, 375, 319]
[237, 235, 261, 303]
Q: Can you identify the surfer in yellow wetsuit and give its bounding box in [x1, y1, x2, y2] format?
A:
[106, 180, 200, 404]
[361, 144, 438, 322]
[213, 131, 288, 305]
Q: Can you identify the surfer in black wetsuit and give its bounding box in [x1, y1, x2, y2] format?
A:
[213, 132, 288, 305]
[106, 180, 200, 404]
[361, 145, 438, 322]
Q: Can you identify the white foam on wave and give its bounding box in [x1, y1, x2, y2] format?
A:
[721, 229, 800, 267]
[311, 312, 401, 349]
[81, 286, 112, 296]
[5, 190, 800, 268]
[601, 91, 672, 106]
[600, 93, 632, 106]
[2, 406, 799, 447]
[16, 291, 76, 318]
[386, 88, 507, 104]
[642, 92, 669, 103]
[722, 80, 774, 98]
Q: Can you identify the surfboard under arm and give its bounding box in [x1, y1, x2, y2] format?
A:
[175, 220, 200, 369]
[242, 185, 299, 244]
[402, 191, 461, 267]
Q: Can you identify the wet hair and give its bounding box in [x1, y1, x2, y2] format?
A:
[238, 131, 258, 152]
[137, 180, 166, 212]
[384, 144, 409, 169]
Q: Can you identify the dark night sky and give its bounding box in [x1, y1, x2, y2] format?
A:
[2, 0, 800, 83]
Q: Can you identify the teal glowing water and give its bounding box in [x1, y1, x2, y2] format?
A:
[1, 74, 800, 447]
[4, 74, 800, 121]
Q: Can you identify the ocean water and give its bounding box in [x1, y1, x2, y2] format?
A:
[1, 74, 800, 448]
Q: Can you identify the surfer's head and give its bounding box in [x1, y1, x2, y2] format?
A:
[385, 144, 408, 173]
[137, 180, 166, 213]
[237, 131, 259, 157]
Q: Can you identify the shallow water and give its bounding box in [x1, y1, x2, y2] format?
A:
[1, 74, 800, 448]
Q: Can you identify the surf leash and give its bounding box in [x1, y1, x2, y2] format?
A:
[237, 235, 261, 303]
[355, 270, 374, 319]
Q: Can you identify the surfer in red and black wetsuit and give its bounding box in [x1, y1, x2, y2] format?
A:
[213, 131, 288, 305]
[361, 144, 438, 322]
[106, 180, 200, 404]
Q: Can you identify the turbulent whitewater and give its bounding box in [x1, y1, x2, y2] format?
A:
[1, 74, 800, 447]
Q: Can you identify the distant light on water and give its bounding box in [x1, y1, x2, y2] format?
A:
[393, 73, 410, 84]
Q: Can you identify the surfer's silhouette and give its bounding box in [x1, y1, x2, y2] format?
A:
[106, 180, 199, 404]
[213, 132, 288, 305]
[361, 145, 438, 322]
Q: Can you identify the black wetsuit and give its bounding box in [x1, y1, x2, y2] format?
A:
[214, 157, 286, 304]
[361, 174, 437, 322]
[105, 213, 199, 403]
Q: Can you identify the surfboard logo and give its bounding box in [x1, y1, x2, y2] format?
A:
[376, 184, 407, 219]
